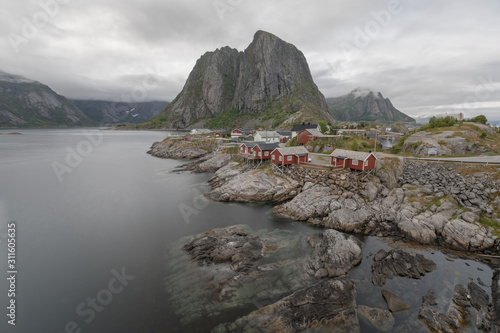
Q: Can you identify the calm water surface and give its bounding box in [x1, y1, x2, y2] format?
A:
[0, 128, 495, 333]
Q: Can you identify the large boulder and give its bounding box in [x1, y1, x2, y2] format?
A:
[305, 229, 363, 278]
[324, 203, 374, 233]
[382, 289, 411, 312]
[273, 185, 336, 220]
[212, 278, 360, 333]
[441, 219, 494, 251]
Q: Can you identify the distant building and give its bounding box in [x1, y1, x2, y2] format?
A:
[337, 129, 366, 136]
[190, 129, 212, 135]
[214, 131, 227, 138]
[330, 149, 377, 171]
[271, 146, 309, 166]
[290, 123, 319, 137]
[231, 128, 255, 138]
[254, 131, 281, 143]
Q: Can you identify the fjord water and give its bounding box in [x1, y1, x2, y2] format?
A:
[0, 129, 494, 333]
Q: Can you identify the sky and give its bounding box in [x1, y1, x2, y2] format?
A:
[1, 0, 500, 121]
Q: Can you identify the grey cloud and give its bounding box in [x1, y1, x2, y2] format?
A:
[0, 0, 499, 120]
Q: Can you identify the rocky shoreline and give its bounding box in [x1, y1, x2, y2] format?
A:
[150, 139, 500, 332]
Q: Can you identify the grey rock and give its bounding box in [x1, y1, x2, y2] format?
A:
[273, 186, 335, 220]
[305, 229, 363, 278]
[442, 219, 493, 252]
[206, 163, 298, 203]
[371, 249, 436, 287]
[357, 305, 395, 333]
[213, 278, 360, 333]
[493, 269, 500, 332]
[382, 289, 411, 312]
[324, 206, 374, 233]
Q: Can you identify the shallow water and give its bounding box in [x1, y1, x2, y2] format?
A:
[0, 128, 495, 332]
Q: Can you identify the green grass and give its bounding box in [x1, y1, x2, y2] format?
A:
[479, 216, 500, 236]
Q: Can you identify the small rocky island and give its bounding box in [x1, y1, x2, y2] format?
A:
[151, 138, 500, 332]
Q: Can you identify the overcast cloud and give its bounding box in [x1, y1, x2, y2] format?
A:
[1, 0, 500, 120]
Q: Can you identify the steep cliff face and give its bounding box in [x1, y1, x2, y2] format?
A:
[71, 100, 168, 124]
[144, 31, 333, 129]
[0, 70, 94, 127]
[326, 88, 415, 123]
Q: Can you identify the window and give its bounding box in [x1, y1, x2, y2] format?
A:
[352, 160, 358, 166]
[279, 156, 282, 161]
[364, 160, 368, 166]
[264, 152, 269, 156]
[258, 152, 261, 157]
[333, 158, 336, 164]
[273, 155, 275, 160]
[287, 156, 292, 161]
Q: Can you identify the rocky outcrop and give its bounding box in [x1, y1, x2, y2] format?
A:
[206, 163, 299, 203]
[326, 87, 415, 123]
[147, 139, 215, 159]
[145, 30, 334, 129]
[183, 225, 265, 272]
[418, 283, 493, 332]
[213, 278, 359, 333]
[305, 229, 363, 278]
[358, 305, 395, 333]
[371, 249, 436, 287]
[0, 70, 94, 127]
[165, 225, 319, 326]
[402, 129, 494, 156]
[273, 184, 338, 220]
[399, 161, 499, 214]
[493, 269, 500, 332]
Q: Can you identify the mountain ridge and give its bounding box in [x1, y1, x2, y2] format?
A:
[326, 88, 415, 123]
[0, 70, 94, 127]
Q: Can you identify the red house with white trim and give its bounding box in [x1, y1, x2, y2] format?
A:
[297, 128, 325, 145]
[330, 149, 377, 171]
[253, 143, 279, 160]
[271, 146, 309, 166]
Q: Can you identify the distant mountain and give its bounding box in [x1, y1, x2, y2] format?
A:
[141, 30, 334, 130]
[0, 70, 94, 127]
[326, 88, 415, 123]
[71, 100, 169, 124]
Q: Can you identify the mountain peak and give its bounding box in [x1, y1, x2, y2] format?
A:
[142, 31, 333, 129]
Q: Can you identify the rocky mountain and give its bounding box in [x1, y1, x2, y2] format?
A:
[142, 30, 334, 129]
[71, 100, 169, 124]
[0, 70, 94, 127]
[326, 88, 415, 123]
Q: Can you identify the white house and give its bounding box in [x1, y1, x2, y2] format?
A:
[254, 131, 281, 143]
[190, 129, 212, 135]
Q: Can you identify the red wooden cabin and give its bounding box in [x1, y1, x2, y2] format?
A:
[271, 146, 309, 165]
[253, 143, 279, 160]
[330, 149, 377, 171]
[297, 129, 325, 145]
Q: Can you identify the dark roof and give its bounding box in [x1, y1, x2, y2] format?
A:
[255, 143, 280, 151]
[241, 141, 265, 148]
[291, 123, 318, 132]
[277, 131, 292, 137]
